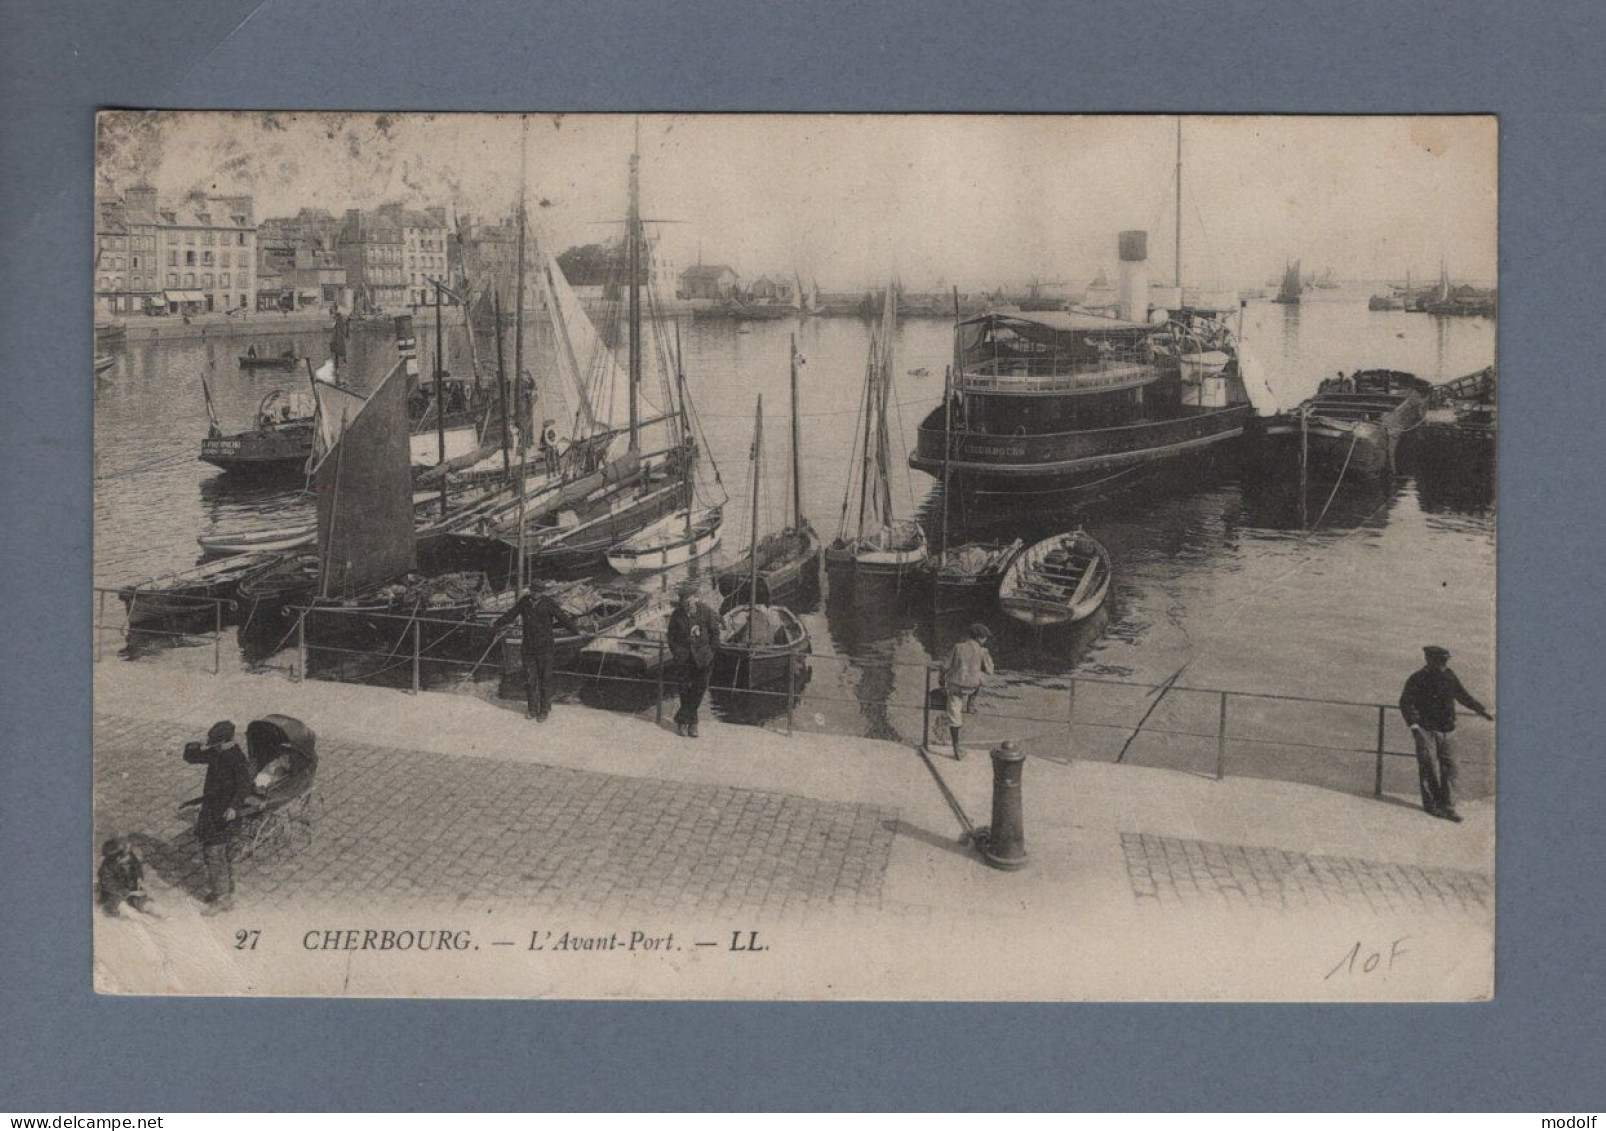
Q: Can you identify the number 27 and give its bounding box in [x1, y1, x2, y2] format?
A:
[234, 929, 261, 950]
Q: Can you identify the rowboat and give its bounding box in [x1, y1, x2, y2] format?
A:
[715, 603, 809, 690]
[997, 530, 1112, 627]
[239, 351, 298, 371]
[115, 554, 267, 634]
[198, 522, 316, 558]
[605, 506, 723, 575]
[94, 354, 116, 376]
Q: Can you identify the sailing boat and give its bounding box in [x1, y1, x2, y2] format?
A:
[1273, 259, 1303, 305]
[715, 334, 822, 603]
[714, 395, 811, 691]
[826, 284, 928, 582]
[599, 131, 724, 574]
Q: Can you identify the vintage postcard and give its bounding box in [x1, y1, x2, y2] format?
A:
[92, 113, 1496, 999]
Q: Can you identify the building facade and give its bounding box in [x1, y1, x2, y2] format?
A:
[340, 204, 450, 312]
[678, 264, 739, 301]
[96, 185, 257, 317]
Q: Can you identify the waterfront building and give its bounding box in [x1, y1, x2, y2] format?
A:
[680, 264, 739, 301]
[339, 204, 449, 311]
[95, 184, 257, 316]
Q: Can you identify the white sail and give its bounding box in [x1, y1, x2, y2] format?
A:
[536, 247, 619, 435]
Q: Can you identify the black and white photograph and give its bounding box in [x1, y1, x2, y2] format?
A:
[90, 112, 1497, 999]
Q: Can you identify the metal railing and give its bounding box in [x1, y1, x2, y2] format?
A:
[95, 593, 1489, 803]
[93, 586, 231, 674]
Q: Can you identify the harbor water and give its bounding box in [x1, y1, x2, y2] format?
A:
[94, 292, 1496, 791]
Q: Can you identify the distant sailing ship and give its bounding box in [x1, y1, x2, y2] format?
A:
[1273, 260, 1302, 305]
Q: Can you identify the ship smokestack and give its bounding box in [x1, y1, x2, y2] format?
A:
[1118, 230, 1149, 322]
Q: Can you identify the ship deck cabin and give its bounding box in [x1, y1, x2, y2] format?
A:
[958, 310, 1165, 393]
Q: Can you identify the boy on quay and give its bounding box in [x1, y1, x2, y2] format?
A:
[1399, 644, 1494, 823]
[181, 720, 254, 914]
[942, 623, 996, 761]
[494, 582, 584, 722]
[668, 583, 721, 738]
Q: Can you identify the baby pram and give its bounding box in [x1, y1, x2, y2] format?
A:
[229, 714, 318, 862]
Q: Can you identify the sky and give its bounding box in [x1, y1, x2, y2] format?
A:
[96, 113, 1497, 290]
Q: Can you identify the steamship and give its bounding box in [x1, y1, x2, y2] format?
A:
[909, 231, 1254, 495]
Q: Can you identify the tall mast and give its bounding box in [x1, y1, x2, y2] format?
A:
[1174, 116, 1183, 290]
[433, 280, 447, 519]
[494, 289, 511, 478]
[748, 395, 763, 610]
[514, 116, 529, 457]
[627, 122, 642, 453]
[788, 333, 802, 530]
[941, 286, 959, 563]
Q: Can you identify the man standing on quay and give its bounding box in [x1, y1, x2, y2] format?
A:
[1399, 644, 1494, 822]
[943, 623, 996, 761]
[494, 582, 583, 722]
[668, 583, 721, 738]
[182, 720, 253, 914]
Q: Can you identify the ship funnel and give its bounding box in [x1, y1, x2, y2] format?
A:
[1118, 230, 1150, 322]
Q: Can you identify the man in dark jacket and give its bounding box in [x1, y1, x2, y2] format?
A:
[667, 584, 721, 738]
[97, 837, 155, 918]
[493, 583, 583, 721]
[1399, 645, 1493, 822]
[182, 719, 253, 913]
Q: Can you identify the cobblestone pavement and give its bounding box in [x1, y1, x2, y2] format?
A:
[95, 714, 898, 917]
[1120, 832, 1493, 916]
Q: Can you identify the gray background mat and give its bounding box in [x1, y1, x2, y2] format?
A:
[2, 0, 1602, 1111]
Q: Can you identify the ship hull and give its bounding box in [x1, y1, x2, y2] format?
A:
[910, 404, 1252, 492]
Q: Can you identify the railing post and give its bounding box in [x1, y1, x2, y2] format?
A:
[654, 639, 665, 725]
[1374, 704, 1387, 799]
[785, 655, 795, 738]
[95, 590, 106, 663]
[1065, 678, 1077, 762]
[295, 609, 307, 681]
[411, 618, 422, 694]
[213, 599, 222, 674]
[1215, 691, 1229, 780]
[921, 663, 933, 752]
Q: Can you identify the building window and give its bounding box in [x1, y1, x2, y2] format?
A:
[185, 251, 195, 266]
[237, 233, 246, 246]
[202, 251, 213, 266]
[185, 273, 195, 287]
[168, 250, 177, 266]
[100, 276, 109, 289]
[220, 251, 230, 268]
[168, 272, 178, 287]
[131, 256, 140, 269]
[187, 232, 196, 245]
[202, 274, 213, 288]
[221, 273, 230, 287]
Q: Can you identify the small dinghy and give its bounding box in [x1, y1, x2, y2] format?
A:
[198, 521, 316, 558]
[997, 529, 1111, 627]
[715, 602, 810, 690]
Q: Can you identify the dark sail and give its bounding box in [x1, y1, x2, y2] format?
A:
[311, 360, 416, 596]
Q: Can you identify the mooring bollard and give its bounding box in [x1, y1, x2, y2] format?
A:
[983, 740, 1029, 871]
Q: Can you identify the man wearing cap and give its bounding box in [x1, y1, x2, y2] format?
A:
[1399, 645, 1494, 822]
[941, 624, 996, 761]
[493, 583, 584, 722]
[182, 720, 253, 913]
[668, 584, 721, 738]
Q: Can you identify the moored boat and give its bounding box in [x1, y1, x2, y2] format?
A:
[116, 554, 266, 635]
[919, 539, 1023, 612]
[94, 354, 116, 376]
[199, 387, 318, 478]
[715, 603, 809, 690]
[576, 592, 678, 677]
[605, 506, 723, 575]
[198, 521, 317, 558]
[1273, 259, 1302, 305]
[239, 349, 299, 371]
[997, 529, 1112, 627]
[715, 338, 822, 603]
[1256, 368, 1429, 479]
[828, 284, 929, 582]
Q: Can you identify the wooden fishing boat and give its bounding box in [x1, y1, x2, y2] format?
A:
[1257, 368, 1428, 479]
[115, 554, 266, 634]
[483, 581, 652, 681]
[920, 539, 1023, 612]
[576, 592, 678, 677]
[997, 530, 1112, 627]
[715, 395, 811, 690]
[234, 551, 320, 648]
[827, 285, 929, 582]
[715, 603, 809, 690]
[605, 506, 722, 575]
[715, 338, 822, 603]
